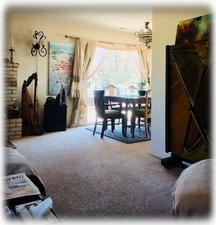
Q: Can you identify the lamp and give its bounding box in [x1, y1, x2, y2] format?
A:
[31, 31, 47, 57]
[135, 22, 152, 46]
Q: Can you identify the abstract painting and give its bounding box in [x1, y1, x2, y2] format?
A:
[48, 42, 75, 96]
[175, 14, 211, 45]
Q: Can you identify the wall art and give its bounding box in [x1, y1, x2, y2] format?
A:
[175, 14, 211, 45]
[48, 42, 75, 96]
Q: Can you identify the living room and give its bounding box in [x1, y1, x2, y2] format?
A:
[2, 1, 213, 222]
[3, 3, 211, 158]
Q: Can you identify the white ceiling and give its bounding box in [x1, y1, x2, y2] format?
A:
[9, 6, 152, 35]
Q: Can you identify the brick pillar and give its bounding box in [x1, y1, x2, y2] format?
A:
[4, 62, 22, 140]
[5, 118, 22, 139]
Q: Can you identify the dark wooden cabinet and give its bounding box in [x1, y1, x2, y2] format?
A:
[43, 105, 67, 132]
[163, 41, 211, 166]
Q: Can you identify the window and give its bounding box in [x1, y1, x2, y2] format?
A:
[88, 49, 140, 100]
[87, 49, 139, 124]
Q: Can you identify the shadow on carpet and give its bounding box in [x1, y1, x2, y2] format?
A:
[86, 125, 151, 144]
[5, 139, 17, 149]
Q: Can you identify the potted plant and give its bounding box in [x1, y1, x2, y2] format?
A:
[138, 80, 147, 96]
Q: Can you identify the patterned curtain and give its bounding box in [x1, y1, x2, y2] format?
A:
[70, 38, 97, 127]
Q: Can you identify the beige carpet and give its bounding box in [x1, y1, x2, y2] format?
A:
[10, 126, 184, 222]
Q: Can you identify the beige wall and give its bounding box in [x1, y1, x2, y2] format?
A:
[151, 7, 212, 158]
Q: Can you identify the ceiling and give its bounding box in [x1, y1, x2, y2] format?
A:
[9, 6, 152, 35]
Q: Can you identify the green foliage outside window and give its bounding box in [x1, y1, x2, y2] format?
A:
[89, 50, 139, 95]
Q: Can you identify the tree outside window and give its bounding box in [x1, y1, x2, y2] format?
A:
[88, 49, 139, 102]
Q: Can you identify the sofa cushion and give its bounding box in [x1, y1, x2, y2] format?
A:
[171, 159, 212, 217]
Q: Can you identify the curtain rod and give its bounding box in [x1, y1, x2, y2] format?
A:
[65, 34, 136, 48]
[65, 35, 79, 39]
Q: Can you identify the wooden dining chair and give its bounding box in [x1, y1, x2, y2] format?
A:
[93, 90, 126, 138]
[125, 85, 138, 95]
[124, 85, 138, 120]
[104, 84, 121, 110]
[131, 90, 151, 138]
[104, 84, 120, 96]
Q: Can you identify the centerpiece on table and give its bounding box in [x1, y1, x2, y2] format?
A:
[138, 79, 147, 96]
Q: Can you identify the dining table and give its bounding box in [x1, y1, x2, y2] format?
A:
[104, 94, 151, 102]
[104, 94, 151, 110]
[104, 94, 151, 136]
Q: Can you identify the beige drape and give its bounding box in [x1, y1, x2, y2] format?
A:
[136, 45, 152, 85]
[69, 39, 152, 128]
[70, 38, 98, 127]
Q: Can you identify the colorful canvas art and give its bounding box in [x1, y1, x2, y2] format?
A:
[175, 14, 211, 45]
[49, 42, 75, 96]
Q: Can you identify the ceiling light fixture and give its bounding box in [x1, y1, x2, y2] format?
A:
[135, 22, 152, 46]
[31, 31, 47, 57]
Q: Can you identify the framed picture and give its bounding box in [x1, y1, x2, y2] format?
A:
[48, 42, 75, 96]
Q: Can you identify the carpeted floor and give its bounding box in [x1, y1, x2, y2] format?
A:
[10, 126, 184, 222]
[86, 124, 151, 143]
